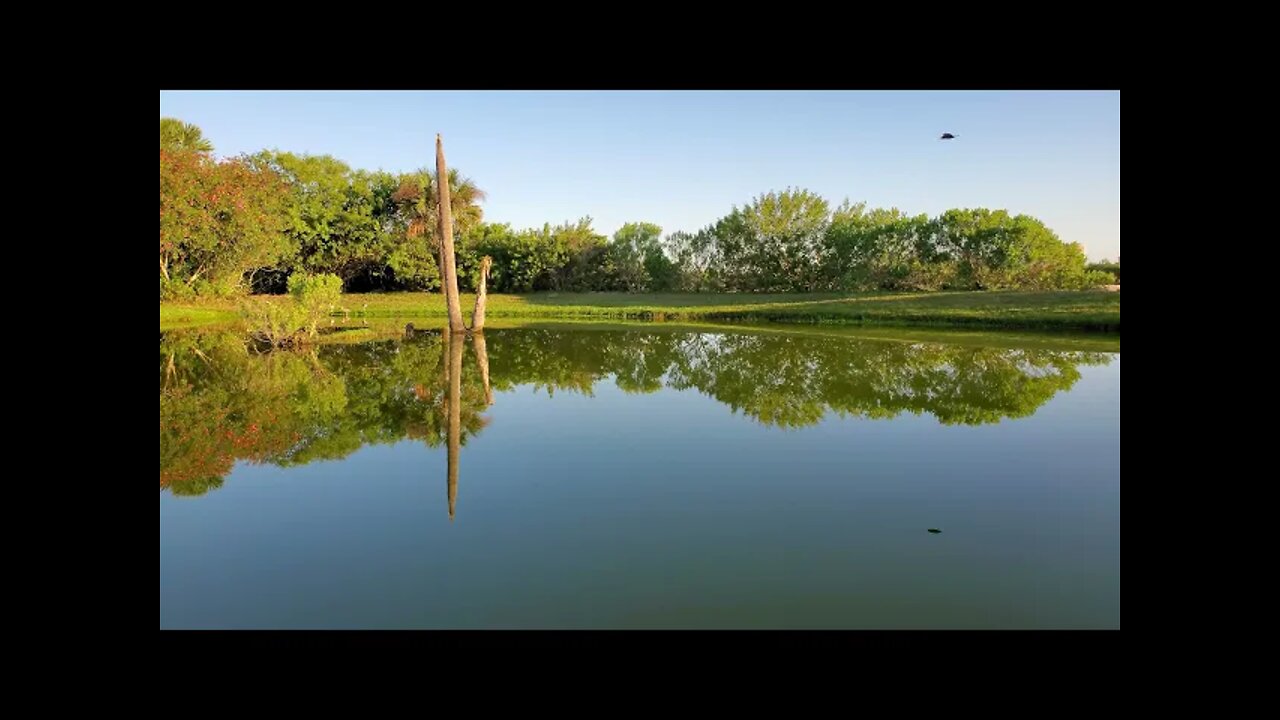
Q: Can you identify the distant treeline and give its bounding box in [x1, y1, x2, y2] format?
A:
[1086, 262, 1120, 283]
[160, 119, 1113, 299]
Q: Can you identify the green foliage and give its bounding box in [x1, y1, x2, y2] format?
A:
[461, 219, 609, 292]
[288, 272, 344, 336]
[609, 222, 663, 291]
[1087, 262, 1120, 283]
[710, 189, 831, 292]
[1084, 270, 1117, 286]
[664, 230, 721, 291]
[824, 203, 933, 290]
[159, 121, 1108, 298]
[160, 118, 213, 153]
[239, 297, 309, 347]
[552, 219, 611, 291]
[385, 237, 443, 291]
[463, 223, 538, 292]
[159, 149, 291, 298]
[239, 272, 343, 345]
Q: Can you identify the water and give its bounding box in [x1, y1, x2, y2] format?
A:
[159, 324, 1120, 628]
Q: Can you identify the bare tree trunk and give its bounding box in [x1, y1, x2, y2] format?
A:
[472, 330, 493, 406]
[470, 256, 492, 331]
[445, 326, 463, 521]
[436, 134, 465, 333]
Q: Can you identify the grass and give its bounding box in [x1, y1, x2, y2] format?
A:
[159, 304, 238, 331]
[161, 289, 1120, 333]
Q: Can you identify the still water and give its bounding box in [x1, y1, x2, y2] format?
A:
[159, 324, 1120, 628]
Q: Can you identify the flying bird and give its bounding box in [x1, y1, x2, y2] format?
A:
[939, 133, 956, 140]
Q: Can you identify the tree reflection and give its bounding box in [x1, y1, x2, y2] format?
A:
[160, 327, 1111, 498]
[445, 328, 463, 520]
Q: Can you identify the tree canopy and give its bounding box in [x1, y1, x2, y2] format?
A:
[160, 119, 1111, 299]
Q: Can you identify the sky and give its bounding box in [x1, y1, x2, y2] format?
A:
[159, 90, 1120, 261]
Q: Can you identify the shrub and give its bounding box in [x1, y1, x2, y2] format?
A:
[1083, 270, 1118, 287]
[240, 298, 308, 348]
[1086, 263, 1120, 284]
[288, 272, 343, 336]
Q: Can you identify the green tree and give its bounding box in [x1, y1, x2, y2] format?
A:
[160, 150, 290, 298]
[663, 229, 721, 291]
[708, 189, 831, 291]
[1004, 214, 1093, 289]
[824, 202, 933, 290]
[160, 118, 214, 153]
[608, 222, 657, 291]
[243, 152, 400, 290]
[927, 208, 1022, 289]
[546, 218, 609, 291]
[390, 165, 486, 293]
[609, 222, 676, 292]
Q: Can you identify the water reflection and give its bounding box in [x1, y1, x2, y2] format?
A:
[159, 326, 1113, 504]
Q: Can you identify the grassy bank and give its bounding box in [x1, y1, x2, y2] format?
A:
[161, 289, 1120, 333]
[159, 304, 239, 330]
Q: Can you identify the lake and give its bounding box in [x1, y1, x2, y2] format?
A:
[159, 323, 1120, 629]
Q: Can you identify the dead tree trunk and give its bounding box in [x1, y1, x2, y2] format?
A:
[436, 134, 465, 333]
[470, 255, 492, 332]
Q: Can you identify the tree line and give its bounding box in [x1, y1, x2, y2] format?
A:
[161, 119, 1111, 300]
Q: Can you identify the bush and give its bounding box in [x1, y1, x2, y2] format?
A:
[1083, 270, 1118, 287]
[288, 272, 343, 336]
[160, 278, 197, 302]
[238, 272, 343, 348]
[1086, 263, 1120, 284]
[240, 298, 308, 348]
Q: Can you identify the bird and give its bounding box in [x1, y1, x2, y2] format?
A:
[927, 528, 942, 534]
[939, 133, 956, 140]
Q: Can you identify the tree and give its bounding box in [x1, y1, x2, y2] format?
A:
[824, 202, 932, 290]
[547, 218, 609, 290]
[928, 208, 1021, 289]
[664, 229, 721, 291]
[436, 136, 465, 332]
[390, 153, 486, 311]
[160, 118, 213, 153]
[609, 222, 672, 292]
[1005, 214, 1092, 289]
[243, 152, 395, 290]
[707, 188, 831, 291]
[471, 256, 492, 331]
[159, 150, 290, 297]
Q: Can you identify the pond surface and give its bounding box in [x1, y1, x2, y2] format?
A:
[159, 324, 1120, 629]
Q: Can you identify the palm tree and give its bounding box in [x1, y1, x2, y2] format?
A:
[391, 169, 485, 238]
[159, 118, 213, 152]
[391, 155, 484, 333]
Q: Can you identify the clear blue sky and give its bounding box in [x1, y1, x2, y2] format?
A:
[159, 90, 1120, 261]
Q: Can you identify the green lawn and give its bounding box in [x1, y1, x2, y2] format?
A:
[161, 289, 1120, 333]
